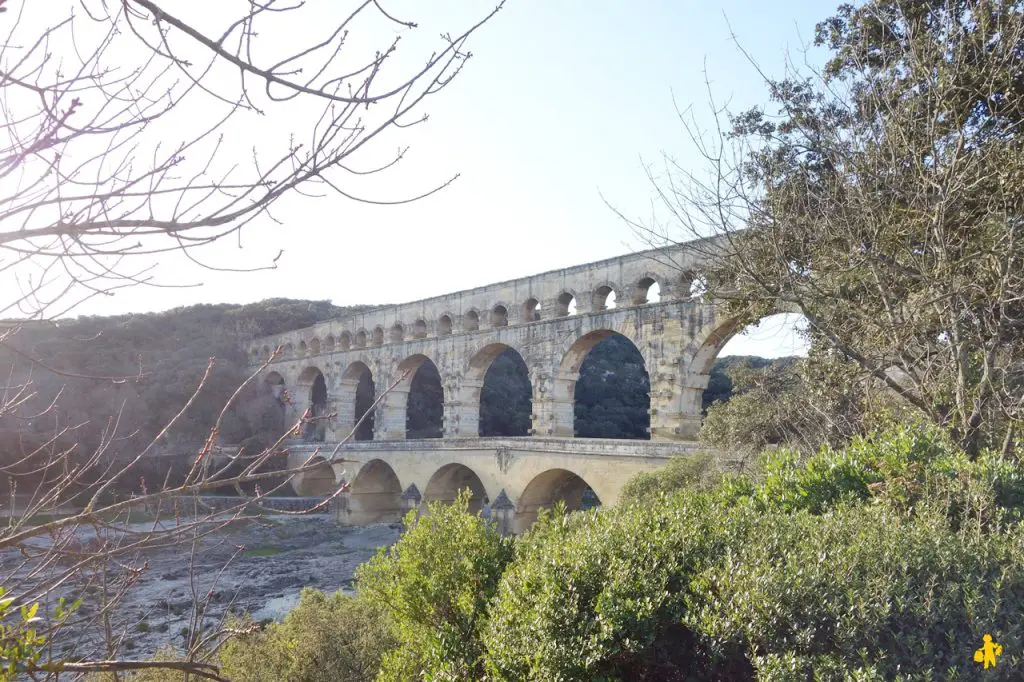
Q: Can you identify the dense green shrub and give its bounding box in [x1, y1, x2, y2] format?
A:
[89, 590, 393, 682]
[482, 493, 1024, 681]
[692, 500, 1024, 680]
[618, 451, 719, 505]
[483, 499, 734, 681]
[219, 589, 393, 682]
[357, 492, 513, 680]
[747, 426, 1024, 526]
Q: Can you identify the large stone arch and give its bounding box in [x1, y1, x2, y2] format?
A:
[448, 342, 532, 438]
[376, 353, 442, 441]
[339, 360, 376, 441]
[571, 332, 651, 440]
[540, 327, 651, 438]
[422, 462, 488, 514]
[405, 356, 443, 439]
[513, 468, 601, 533]
[345, 459, 403, 524]
[682, 308, 806, 419]
[479, 346, 533, 437]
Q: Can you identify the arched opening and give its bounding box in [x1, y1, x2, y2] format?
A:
[338, 332, 351, 351]
[372, 326, 384, 346]
[413, 319, 428, 339]
[353, 330, 366, 348]
[324, 335, 336, 352]
[439, 315, 453, 336]
[634, 277, 661, 304]
[343, 361, 376, 441]
[404, 356, 443, 439]
[564, 331, 650, 439]
[310, 338, 321, 355]
[697, 312, 810, 413]
[346, 460, 403, 524]
[491, 305, 508, 328]
[593, 285, 617, 311]
[556, 292, 577, 317]
[479, 347, 532, 437]
[390, 323, 405, 343]
[284, 342, 294, 358]
[250, 348, 260, 363]
[422, 463, 488, 514]
[514, 469, 600, 532]
[297, 340, 308, 357]
[464, 310, 480, 331]
[297, 367, 329, 442]
[292, 456, 337, 496]
[261, 345, 271, 361]
[523, 298, 541, 322]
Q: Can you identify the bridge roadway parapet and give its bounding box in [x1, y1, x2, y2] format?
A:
[286, 437, 702, 533]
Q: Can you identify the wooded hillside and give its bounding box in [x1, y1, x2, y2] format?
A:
[0, 300, 363, 492]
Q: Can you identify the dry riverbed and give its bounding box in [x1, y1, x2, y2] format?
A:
[35, 515, 401, 659]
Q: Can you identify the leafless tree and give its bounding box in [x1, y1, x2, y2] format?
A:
[0, 0, 503, 677]
[1, 0, 503, 318]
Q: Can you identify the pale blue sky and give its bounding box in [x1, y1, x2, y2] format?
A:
[70, 0, 839, 357]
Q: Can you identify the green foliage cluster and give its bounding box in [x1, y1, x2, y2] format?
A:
[90, 589, 393, 682]
[357, 492, 514, 679]
[618, 451, 719, 504]
[0, 591, 78, 680]
[347, 428, 1024, 681]
[0, 593, 44, 680]
[219, 589, 394, 682]
[98, 429, 1024, 681]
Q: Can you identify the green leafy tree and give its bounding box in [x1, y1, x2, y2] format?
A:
[357, 492, 513, 680]
[618, 451, 719, 504]
[640, 0, 1024, 456]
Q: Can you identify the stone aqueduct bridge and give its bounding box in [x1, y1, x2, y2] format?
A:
[247, 239, 743, 532]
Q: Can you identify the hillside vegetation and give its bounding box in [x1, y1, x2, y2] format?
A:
[0, 300, 362, 493]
